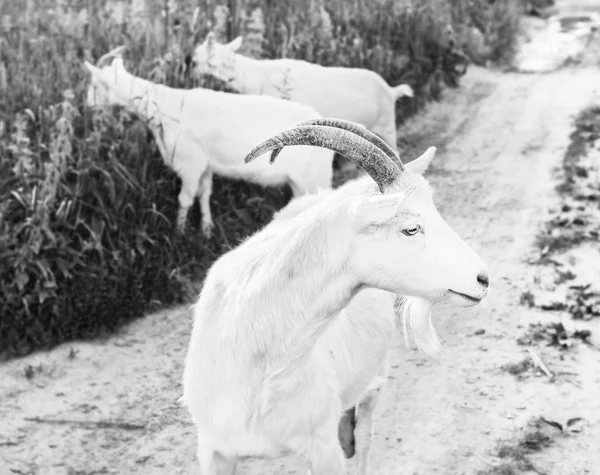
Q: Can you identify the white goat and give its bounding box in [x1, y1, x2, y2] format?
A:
[268, 163, 438, 474]
[181, 119, 490, 474]
[192, 32, 414, 153]
[83, 48, 334, 238]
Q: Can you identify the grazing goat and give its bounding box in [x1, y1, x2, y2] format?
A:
[192, 32, 414, 152]
[83, 47, 334, 238]
[182, 118, 490, 474]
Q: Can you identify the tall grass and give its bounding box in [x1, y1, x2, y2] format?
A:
[0, 0, 521, 360]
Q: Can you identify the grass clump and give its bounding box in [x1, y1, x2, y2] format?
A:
[0, 0, 522, 360]
[533, 106, 600, 261]
[478, 418, 555, 475]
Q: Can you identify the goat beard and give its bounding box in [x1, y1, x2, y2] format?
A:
[394, 295, 441, 358]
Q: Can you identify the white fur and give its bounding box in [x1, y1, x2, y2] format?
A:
[83, 56, 334, 238]
[268, 158, 441, 474]
[193, 33, 414, 152]
[181, 146, 489, 474]
[271, 195, 394, 475]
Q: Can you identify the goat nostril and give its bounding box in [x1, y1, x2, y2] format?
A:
[477, 272, 489, 288]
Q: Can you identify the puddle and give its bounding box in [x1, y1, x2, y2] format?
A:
[513, 12, 600, 73]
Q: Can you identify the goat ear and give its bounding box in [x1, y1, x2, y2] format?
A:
[406, 147, 436, 176]
[226, 36, 243, 51]
[83, 61, 109, 83]
[83, 61, 111, 88]
[83, 61, 100, 76]
[359, 187, 416, 228]
[112, 57, 125, 70]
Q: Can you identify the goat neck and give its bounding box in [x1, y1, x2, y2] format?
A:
[104, 63, 187, 125]
[206, 47, 262, 95]
[212, 196, 368, 395]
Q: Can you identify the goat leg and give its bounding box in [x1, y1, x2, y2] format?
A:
[305, 411, 347, 475]
[355, 386, 383, 475]
[195, 434, 237, 475]
[176, 206, 189, 233]
[198, 168, 215, 238]
[177, 173, 200, 234]
[337, 406, 357, 459]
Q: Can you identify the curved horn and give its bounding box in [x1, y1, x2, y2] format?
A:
[96, 45, 127, 68]
[292, 118, 405, 172]
[244, 125, 400, 192]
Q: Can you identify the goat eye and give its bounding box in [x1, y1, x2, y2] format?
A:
[402, 225, 420, 236]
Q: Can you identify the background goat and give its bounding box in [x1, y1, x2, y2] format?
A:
[182, 119, 490, 474]
[83, 48, 334, 238]
[192, 32, 414, 153]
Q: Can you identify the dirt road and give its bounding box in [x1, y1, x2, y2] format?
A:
[2, 2, 600, 474]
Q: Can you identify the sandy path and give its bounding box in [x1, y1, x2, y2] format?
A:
[2, 2, 600, 474]
[372, 69, 600, 475]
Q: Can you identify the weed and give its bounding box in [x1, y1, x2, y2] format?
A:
[502, 358, 534, 378]
[0, 0, 522, 360]
[478, 418, 556, 475]
[23, 363, 44, 380]
[534, 106, 600, 262]
[520, 290, 535, 307]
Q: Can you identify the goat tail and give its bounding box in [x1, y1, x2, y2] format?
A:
[393, 295, 442, 359]
[392, 83, 414, 100]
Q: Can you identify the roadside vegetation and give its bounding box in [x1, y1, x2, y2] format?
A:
[0, 0, 522, 359]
